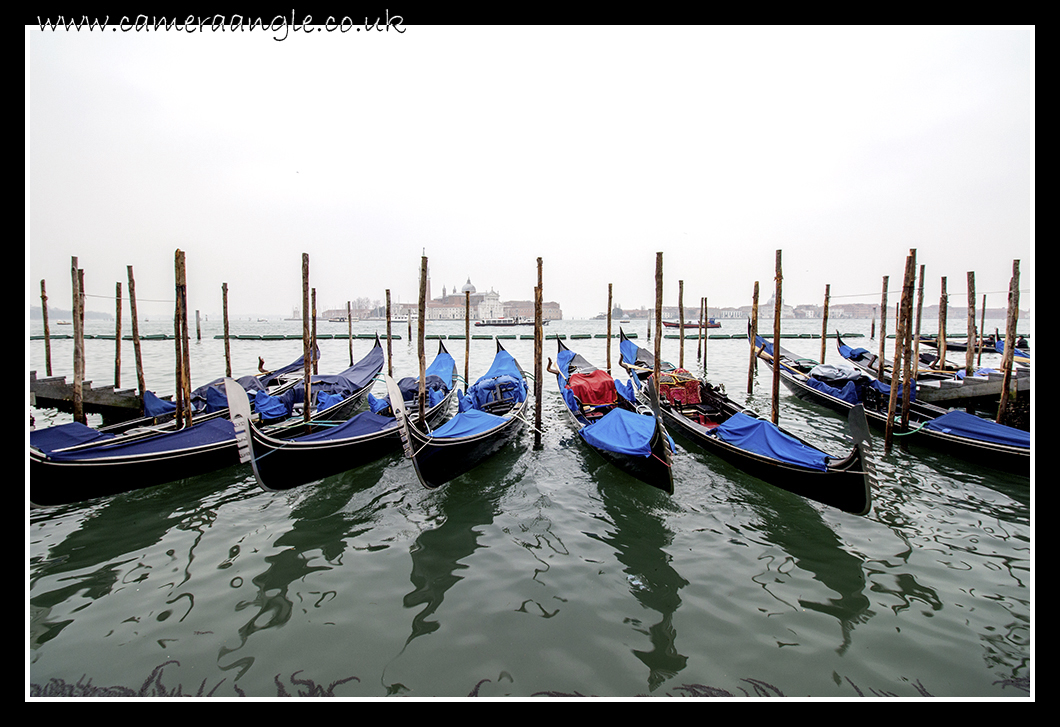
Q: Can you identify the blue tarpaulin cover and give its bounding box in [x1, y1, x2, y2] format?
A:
[41, 418, 236, 462]
[31, 422, 116, 453]
[805, 376, 862, 405]
[429, 408, 509, 439]
[144, 390, 177, 418]
[924, 410, 1030, 449]
[579, 407, 657, 458]
[286, 410, 398, 443]
[713, 412, 829, 471]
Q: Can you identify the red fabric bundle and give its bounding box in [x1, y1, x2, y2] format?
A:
[567, 370, 617, 406]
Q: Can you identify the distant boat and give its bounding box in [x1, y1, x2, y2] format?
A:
[662, 319, 720, 329]
[56, 320, 71, 326]
[328, 316, 358, 323]
[474, 317, 547, 327]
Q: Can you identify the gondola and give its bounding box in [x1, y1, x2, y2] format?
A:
[836, 333, 960, 382]
[226, 341, 457, 492]
[619, 330, 875, 515]
[29, 338, 386, 506]
[551, 338, 674, 494]
[750, 330, 1030, 476]
[662, 319, 720, 329]
[390, 340, 528, 489]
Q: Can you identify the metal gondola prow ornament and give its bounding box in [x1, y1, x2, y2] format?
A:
[384, 374, 415, 459]
[224, 377, 264, 487]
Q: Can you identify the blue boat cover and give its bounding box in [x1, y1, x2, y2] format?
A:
[923, 410, 1030, 449]
[869, 378, 916, 402]
[31, 422, 116, 453]
[579, 407, 657, 458]
[806, 375, 862, 405]
[253, 344, 385, 421]
[144, 390, 178, 418]
[839, 343, 872, 361]
[41, 418, 236, 462]
[285, 410, 398, 443]
[713, 412, 829, 471]
[429, 408, 509, 439]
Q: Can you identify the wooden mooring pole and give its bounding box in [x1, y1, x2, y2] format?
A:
[40, 280, 52, 377]
[819, 284, 830, 364]
[606, 282, 613, 374]
[534, 257, 544, 450]
[128, 266, 145, 401]
[965, 272, 977, 386]
[912, 264, 925, 380]
[678, 279, 685, 370]
[900, 252, 918, 428]
[115, 282, 122, 388]
[174, 250, 192, 428]
[418, 255, 428, 424]
[697, 295, 704, 362]
[348, 301, 354, 366]
[71, 257, 85, 425]
[222, 283, 232, 377]
[386, 290, 394, 377]
[464, 290, 470, 387]
[876, 276, 888, 378]
[311, 288, 318, 375]
[302, 253, 312, 425]
[771, 251, 782, 425]
[747, 282, 759, 394]
[937, 276, 948, 368]
[653, 252, 663, 390]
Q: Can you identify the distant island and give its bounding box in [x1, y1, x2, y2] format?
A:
[30, 306, 113, 322]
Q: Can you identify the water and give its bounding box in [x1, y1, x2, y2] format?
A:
[28, 315, 1032, 698]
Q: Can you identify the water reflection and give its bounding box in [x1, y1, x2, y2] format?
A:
[589, 478, 689, 692]
[215, 459, 395, 679]
[29, 468, 260, 651]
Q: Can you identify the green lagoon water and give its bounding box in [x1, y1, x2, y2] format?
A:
[28, 315, 1032, 698]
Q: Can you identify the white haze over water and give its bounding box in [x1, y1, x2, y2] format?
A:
[28, 24, 1032, 321]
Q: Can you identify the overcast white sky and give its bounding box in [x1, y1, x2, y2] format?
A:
[28, 24, 1033, 320]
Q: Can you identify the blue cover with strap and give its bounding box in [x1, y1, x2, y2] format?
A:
[429, 408, 509, 439]
[286, 410, 398, 443]
[31, 422, 116, 454]
[41, 418, 236, 462]
[713, 412, 829, 471]
[579, 407, 657, 458]
[144, 390, 177, 418]
[805, 376, 862, 405]
[923, 410, 1029, 449]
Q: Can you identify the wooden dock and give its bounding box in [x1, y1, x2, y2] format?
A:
[30, 370, 146, 424]
[914, 367, 1030, 404]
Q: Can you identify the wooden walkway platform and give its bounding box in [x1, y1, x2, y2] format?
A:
[30, 370, 146, 424]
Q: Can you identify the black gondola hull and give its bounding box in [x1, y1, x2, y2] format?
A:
[404, 409, 526, 489]
[30, 439, 242, 507]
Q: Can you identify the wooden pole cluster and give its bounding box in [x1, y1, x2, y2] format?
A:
[747, 282, 759, 394]
[302, 253, 312, 425]
[71, 257, 85, 424]
[884, 251, 917, 452]
[40, 280, 53, 377]
[173, 250, 192, 428]
[534, 257, 544, 450]
[128, 266, 146, 401]
[771, 250, 782, 425]
[997, 260, 1021, 424]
